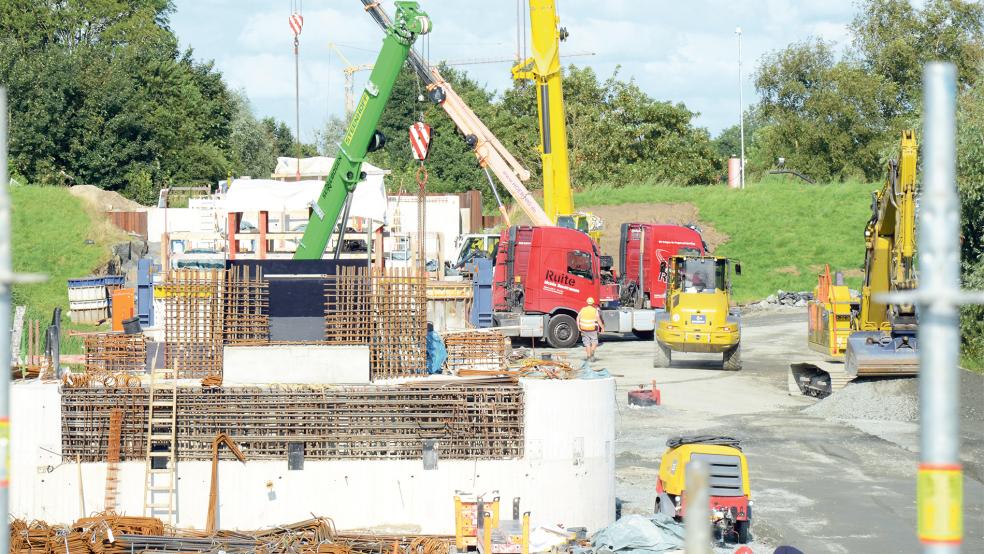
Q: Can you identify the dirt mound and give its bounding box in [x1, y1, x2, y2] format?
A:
[586, 203, 729, 260]
[69, 185, 145, 211]
[508, 201, 729, 266]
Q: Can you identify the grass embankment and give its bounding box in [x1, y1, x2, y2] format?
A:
[574, 177, 878, 303]
[11, 185, 127, 353]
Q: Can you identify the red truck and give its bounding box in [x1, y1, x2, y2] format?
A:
[618, 223, 706, 309]
[492, 223, 704, 348]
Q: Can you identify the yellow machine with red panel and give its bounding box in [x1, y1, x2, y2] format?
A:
[655, 436, 752, 544]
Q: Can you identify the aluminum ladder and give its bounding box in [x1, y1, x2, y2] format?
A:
[142, 368, 177, 525]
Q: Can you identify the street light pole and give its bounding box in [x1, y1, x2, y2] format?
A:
[736, 26, 745, 190]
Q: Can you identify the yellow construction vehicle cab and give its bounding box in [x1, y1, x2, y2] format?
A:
[655, 436, 752, 544]
[654, 254, 742, 369]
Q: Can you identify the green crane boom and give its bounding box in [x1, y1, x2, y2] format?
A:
[294, 1, 430, 260]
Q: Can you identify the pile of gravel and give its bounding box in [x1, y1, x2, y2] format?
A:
[804, 378, 918, 422]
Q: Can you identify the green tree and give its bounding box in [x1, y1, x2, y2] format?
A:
[228, 90, 276, 179]
[316, 114, 349, 157]
[850, 0, 984, 111]
[754, 40, 900, 181]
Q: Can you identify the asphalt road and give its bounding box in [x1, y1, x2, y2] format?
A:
[552, 308, 984, 553]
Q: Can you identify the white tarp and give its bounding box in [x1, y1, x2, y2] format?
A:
[272, 156, 390, 179]
[223, 176, 388, 223]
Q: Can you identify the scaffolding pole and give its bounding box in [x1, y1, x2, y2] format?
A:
[882, 62, 984, 553]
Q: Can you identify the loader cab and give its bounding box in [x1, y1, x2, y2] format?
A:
[666, 256, 738, 295]
[655, 254, 742, 368]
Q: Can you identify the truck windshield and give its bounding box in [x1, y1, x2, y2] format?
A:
[681, 258, 726, 293]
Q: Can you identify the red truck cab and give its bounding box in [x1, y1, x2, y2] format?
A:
[619, 223, 706, 309]
[493, 225, 654, 347]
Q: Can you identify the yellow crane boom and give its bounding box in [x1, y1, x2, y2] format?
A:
[512, 0, 574, 222]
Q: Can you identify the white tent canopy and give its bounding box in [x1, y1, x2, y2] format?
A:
[223, 176, 388, 223]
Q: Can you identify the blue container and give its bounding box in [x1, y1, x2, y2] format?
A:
[67, 276, 105, 289]
[136, 258, 156, 326]
[468, 257, 494, 328]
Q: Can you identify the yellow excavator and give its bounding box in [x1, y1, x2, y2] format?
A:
[790, 130, 920, 397]
[513, 0, 603, 243]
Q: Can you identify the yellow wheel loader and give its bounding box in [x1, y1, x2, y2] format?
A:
[654, 254, 742, 370]
[791, 131, 920, 397]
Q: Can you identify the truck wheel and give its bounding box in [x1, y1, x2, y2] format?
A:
[632, 330, 655, 340]
[735, 519, 750, 544]
[723, 343, 742, 370]
[654, 340, 672, 368]
[545, 314, 579, 349]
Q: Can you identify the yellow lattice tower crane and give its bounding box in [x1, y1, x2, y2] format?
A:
[329, 42, 375, 117]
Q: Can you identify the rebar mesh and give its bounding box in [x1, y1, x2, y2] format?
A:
[61, 382, 524, 461]
[83, 333, 147, 374]
[324, 267, 427, 379]
[443, 331, 508, 374]
[160, 270, 224, 379]
[223, 265, 270, 345]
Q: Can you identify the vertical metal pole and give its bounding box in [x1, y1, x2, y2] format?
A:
[0, 86, 12, 554]
[736, 27, 745, 190]
[295, 35, 302, 181]
[684, 460, 711, 554]
[918, 62, 962, 554]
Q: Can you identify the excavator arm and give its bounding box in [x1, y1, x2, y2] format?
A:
[294, 1, 430, 259]
[360, 0, 551, 227]
[858, 129, 918, 331]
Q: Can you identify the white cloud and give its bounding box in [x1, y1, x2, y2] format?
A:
[172, 0, 864, 140]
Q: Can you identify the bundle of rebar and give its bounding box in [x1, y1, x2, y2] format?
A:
[62, 382, 524, 461]
[83, 333, 147, 374]
[10, 513, 164, 553]
[104, 409, 123, 512]
[369, 268, 427, 379]
[443, 330, 508, 374]
[12, 515, 452, 554]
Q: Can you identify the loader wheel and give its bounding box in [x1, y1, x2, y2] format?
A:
[735, 520, 750, 544]
[545, 314, 579, 349]
[723, 343, 742, 371]
[654, 340, 672, 368]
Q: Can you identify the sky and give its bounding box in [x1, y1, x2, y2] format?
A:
[170, 0, 861, 144]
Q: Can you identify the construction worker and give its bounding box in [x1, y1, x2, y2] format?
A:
[577, 297, 604, 361]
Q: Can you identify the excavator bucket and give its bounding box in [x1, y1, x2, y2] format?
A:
[789, 361, 853, 398]
[844, 331, 919, 377]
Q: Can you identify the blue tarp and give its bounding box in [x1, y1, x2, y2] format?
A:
[426, 330, 447, 374]
[587, 514, 685, 554]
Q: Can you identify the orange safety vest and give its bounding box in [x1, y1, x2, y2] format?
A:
[578, 305, 599, 331]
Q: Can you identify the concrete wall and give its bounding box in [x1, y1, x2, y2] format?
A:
[11, 378, 615, 533]
[223, 345, 370, 385]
